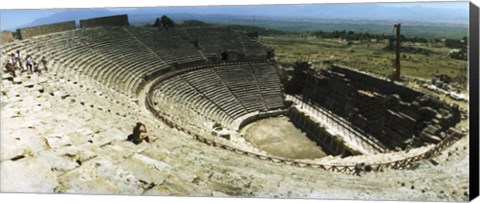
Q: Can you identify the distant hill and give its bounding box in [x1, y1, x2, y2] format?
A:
[120, 4, 468, 24]
[8, 4, 468, 40]
[19, 8, 117, 28]
[14, 4, 468, 28]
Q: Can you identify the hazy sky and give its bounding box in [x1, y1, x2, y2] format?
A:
[0, 1, 469, 31]
[1, 9, 60, 31]
[382, 2, 469, 9]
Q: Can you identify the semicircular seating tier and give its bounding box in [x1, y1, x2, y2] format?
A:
[1, 26, 271, 98]
[151, 62, 285, 130]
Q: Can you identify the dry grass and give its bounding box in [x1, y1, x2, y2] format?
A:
[261, 34, 467, 89]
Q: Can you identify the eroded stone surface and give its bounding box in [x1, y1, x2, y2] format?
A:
[0, 157, 58, 193]
[0, 73, 469, 201]
[57, 158, 144, 195]
[7, 128, 49, 156]
[37, 149, 80, 173]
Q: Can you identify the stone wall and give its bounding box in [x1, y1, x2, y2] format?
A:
[236, 110, 288, 131]
[1, 31, 15, 43]
[16, 21, 76, 40]
[288, 107, 359, 156]
[79, 15, 129, 28]
[301, 65, 461, 149]
[330, 65, 423, 102]
[284, 62, 310, 94]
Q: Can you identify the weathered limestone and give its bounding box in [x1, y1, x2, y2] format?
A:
[1, 157, 58, 193]
[298, 65, 461, 149]
[57, 157, 144, 194]
[118, 155, 168, 186]
[17, 21, 76, 40]
[45, 133, 72, 149]
[1, 31, 15, 43]
[0, 71, 470, 200]
[6, 127, 49, 157]
[152, 63, 284, 131]
[1, 25, 271, 97]
[185, 27, 269, 61]
[37, 149, 80, 174]
[0, 22, 469, 201]
[91, 128, 127, 147]
[79, 15, 129, 28]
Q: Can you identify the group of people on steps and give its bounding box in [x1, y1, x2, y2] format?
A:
[4, 50, 48, 77]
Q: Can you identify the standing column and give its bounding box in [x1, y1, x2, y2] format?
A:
[394, 23, 401, 81]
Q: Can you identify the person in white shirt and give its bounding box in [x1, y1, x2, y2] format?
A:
[10, 53, 16, 66]
[7, 57, 14, 66]
[15, 50, 24, 70]
[25, 55, 33, 74]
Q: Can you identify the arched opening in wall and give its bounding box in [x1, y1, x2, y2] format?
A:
[267, 49, 275, 59]
[221, 51, 229, 61]
[193, 40, 200, 50]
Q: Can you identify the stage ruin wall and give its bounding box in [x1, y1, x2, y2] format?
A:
[80, 14, 129, 28]
[301, 65, 461, 149]
[288, 107, 360, 156]
[16, 21, 76, 40]
[1, 31, 15, 43]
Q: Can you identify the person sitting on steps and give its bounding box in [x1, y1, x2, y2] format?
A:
[10, 53, 17, 69]
[5, 61, 16, 77]
[127, 122, 151, 144]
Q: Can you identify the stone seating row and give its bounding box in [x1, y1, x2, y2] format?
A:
[2, 26, 272, 99]
[151, 63, 285, 129]
[185, 27, 268, 59]
[2, 26, 172, 97]
[126, 27, 205, 66]
[214, 65, 267, 112]
[76, 27, 169, 94]
[185, 28, 241, 57]
[152, 77, 233, 127]
[250, 64, 285, 110]
[47, 44, 143, 97]
[180, 68, 247, 120]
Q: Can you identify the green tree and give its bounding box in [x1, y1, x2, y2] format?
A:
[161, 15, 175, 29]
[153, 15, 175, 29]
[153, 18, 162, 27]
